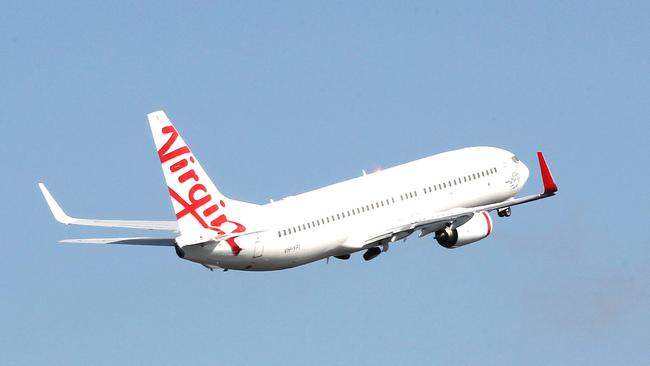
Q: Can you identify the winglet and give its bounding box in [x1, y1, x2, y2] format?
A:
[537, 152, 557, 194]
[38, 183, 74, 224]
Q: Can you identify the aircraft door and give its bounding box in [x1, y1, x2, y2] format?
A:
[253, 235, 264, 258]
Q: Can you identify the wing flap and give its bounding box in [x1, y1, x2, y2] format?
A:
[361, 211, 474, 247]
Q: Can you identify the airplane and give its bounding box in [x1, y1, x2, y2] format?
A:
[39, 111, 558, 272]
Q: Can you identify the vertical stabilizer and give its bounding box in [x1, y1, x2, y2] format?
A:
[147, 111, 258, 254]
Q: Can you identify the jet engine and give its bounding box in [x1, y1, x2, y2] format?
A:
[436, 211, 493, 249]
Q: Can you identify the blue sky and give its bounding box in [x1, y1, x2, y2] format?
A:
[2, 1, 649, 364]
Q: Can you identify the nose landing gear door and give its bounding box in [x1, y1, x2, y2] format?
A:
[253, 235, 264, 258]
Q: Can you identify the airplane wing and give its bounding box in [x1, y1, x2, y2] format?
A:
[38, 183, 179, 231]
[360, 152, 558, 248]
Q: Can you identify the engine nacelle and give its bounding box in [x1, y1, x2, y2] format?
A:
[436, 211, 493, 249]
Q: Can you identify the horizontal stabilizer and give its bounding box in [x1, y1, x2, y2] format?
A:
[38, 183, 178, 231]
[60, 237, 176, 246]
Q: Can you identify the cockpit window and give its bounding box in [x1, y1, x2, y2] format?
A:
[511, 155, 520, 163]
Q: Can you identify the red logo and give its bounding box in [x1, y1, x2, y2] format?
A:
[158, 125, 245, 255]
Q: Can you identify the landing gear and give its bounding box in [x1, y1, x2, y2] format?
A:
[334, 254, 351, 260]
[363, 247, 382, 261]
[497, 207, 512, 218]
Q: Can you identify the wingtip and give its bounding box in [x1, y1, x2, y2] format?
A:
[38, 183, 73, 224]
[537, 152, 558, 194]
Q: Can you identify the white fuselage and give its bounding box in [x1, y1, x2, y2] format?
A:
[182, 147, 530, 271]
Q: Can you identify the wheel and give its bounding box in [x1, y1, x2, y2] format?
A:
[498, 207, 512, 217]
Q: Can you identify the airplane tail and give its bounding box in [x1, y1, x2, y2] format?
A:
[147, 111, 261, 253]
